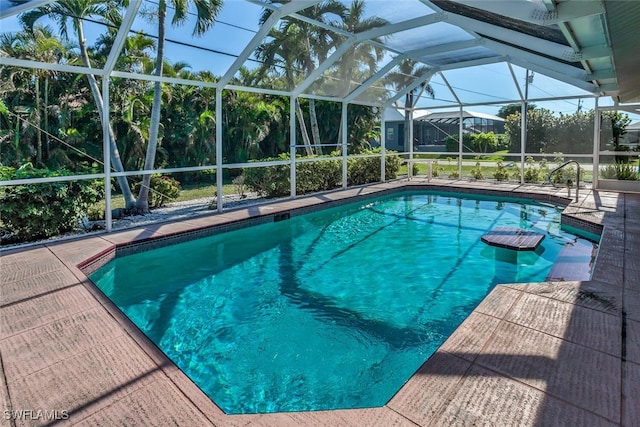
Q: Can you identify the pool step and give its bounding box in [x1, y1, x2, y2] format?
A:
[546, 238, 598, 281]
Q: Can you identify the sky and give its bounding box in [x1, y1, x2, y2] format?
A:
[0, 0, 637, 122]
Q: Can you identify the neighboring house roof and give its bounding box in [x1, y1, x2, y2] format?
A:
[384, 108, 504, 123]
[627, 121, 640, 131]
[383, 108, 405, 122]
[384, 108, 431, 122]
[417, 110, 504, 123]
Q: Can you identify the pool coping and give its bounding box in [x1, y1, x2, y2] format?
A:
[1, 178, 637, 426]
[77, 182, 590, 275]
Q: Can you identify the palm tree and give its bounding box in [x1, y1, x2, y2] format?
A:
[100, 31, 156, 172]
[136, 0, 222, 213]
[386, 59, 434, 151]
[0, 27, 65, 166]
[30, 27, 64, 165]
[334, 0, 388, 94]
[0, 31, 36, 165]
[330, 0, 388, 150]
[257, 0, 346, 156]
[255, 25, 314, 156]
[20, 0, 137, 208]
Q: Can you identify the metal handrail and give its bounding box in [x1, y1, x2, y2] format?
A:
[547, 160, 581, 202]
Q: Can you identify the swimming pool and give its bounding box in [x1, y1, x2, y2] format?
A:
[90, 191, 598, 414]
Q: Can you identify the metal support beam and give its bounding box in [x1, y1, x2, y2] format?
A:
[0, 0, 54, 18]
[405, 39, 482, 58]
[380, 110, 386, 182]
[103, 1, 142, 75]
[341, 102, 348, 188]
[384, 68, 438, 108]
[521, 70, 532, 184]
[507, 63, 525, 101]
[357, 13, 447, 41]
[597, 83, 619, 94]
[442, 12, 582, 63]
[293, 13, 447, 97]
[290, 96, 297, 197]
[438, 71, 462, 105]
[0, 57, 103, 76]
[593, 97, 600, 188]
[102, 78, 112, 232]
[531, 1, 605, 25]
[458, 105, 463, 178]
[216, 89, 223, 212]
[344, 56, 402, 103]
[586, 69, 617, 82]
[437, 55, 505, 73]
[568, 44, 612, 62]
[292, 40, 357, 97]
[482, 39, 586, 79]
[497, 51, 597, 93]
[111, 70, 219, 88]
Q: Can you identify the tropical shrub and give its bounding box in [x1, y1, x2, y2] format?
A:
[493, 161, 510, 181]
[614, 144, 632, 164]
[348, 150, 404, 184]
[243, 156, 290, 197]
[348, 148, 403, 183]
[297, 157, 342, 193]
[244, 149, 403, 198]
[470, 161, 484, 180]
[243, 155, 342, 197]
[523, 156, 549, 183]
[383, 151, 403, 179]
[431, 160, 440, 178]
[0, 165, 103, 243]
[472, 132, 499, 153]
[600, 163, 639, 180]
[233, 175, 247, 198]
[444, 132, 508, 153]
[132, 175, 181, 208]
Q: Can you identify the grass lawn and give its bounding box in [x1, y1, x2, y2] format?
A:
[400, 162, 595, 182]
[411, 150, 510, 162]
[93, 182, 239, 213]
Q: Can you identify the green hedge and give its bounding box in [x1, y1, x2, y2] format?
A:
[1, 165, 103, 243]
[348, 149, 402, 185]
[444, 132, 509, 153]
[244, 149, 402, 198]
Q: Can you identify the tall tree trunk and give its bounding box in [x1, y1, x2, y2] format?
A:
[76, 20, 136, 209]
[14, 115, 20, 151]
[295, 98, 314, 156]
[136, 0, 166, 214]
[35, 76, 42, 165]
[44, 77, 50, 160]
[309, 98, 322, 155]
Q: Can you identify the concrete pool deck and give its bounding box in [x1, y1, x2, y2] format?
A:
[1, 179, 638, 426]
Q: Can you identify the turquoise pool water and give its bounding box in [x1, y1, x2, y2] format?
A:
[91, 191, 597, 414]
